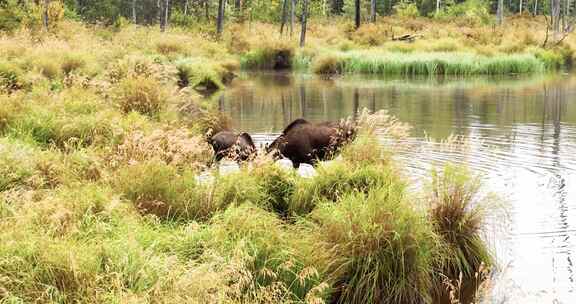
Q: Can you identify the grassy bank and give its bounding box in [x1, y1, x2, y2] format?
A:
[0, 18, 507, 303]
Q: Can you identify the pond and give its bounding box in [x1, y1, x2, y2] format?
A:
[216, 72, 576, 304]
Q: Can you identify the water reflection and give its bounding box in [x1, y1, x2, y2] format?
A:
[216, 72, 576, 303]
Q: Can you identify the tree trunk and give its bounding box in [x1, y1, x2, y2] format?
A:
[216, 0, 225, 37]
[300, 0, 309, 47]
[184, 0, 188, 15]
[290, 0, 296, 37]
[355, 0, 361, 29]
[43, 0, 49, 30]
[160, 0, 169, 32]
[235, 0, 241, 11]
[534, 0, 538, 16]
[281, 0, 289, 34]
[519, 0, 523, 13]
[552, 0, 561, 40]
[132, 0, 137, 23]
[497, 0, 504, 25]
[164, 0, 169, 29]
[436, 0, 441, 14]
[370, 0, 376, 22]
[205, 0, 210, 20]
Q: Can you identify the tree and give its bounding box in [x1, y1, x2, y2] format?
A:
[551, 0, 561, 40]
[216, 0, 225, 37]
[280, 0, 289, 34]
[43, 0, 49, 30]
[497, 0, 504, 25]
[355, 0, 360, 29]
[300, 0, 309, 47]
[370, 0, 376, 22]
[291, 0, 296, 36]
[436, 0, 441, 14]
[132, 0, 137, 23]
[160, 0, 170, 32]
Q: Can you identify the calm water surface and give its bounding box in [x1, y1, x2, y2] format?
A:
[216, 72, 576, 303]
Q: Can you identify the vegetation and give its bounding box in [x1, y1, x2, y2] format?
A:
[0, 2, 525, 303]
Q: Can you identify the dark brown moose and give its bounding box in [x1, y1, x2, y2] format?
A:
[209, 131, 256, 162]
[266, 118, 356, 168]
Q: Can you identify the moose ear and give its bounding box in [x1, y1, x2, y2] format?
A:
[239, 132, 255, 147]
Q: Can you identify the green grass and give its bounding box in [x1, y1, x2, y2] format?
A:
[313, 51, 547, 76]
[309, 186, 438, 304]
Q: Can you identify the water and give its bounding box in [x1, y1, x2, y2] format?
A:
[216, 72, 576, 303]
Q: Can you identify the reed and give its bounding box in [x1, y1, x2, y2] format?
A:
[313, 51, 547, 76]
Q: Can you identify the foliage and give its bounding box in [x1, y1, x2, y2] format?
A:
[394, 2, 421, 18]
[433, 0, 492, 25]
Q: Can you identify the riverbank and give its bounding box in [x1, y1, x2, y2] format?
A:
[0, 18, 509, 303]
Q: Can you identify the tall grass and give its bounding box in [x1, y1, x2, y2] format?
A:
[428, 164, 495, 281]
[314, 51, 547, 76]
[310, 187, 438, 304]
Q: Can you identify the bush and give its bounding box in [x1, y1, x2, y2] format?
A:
[310, 187, 438, 304]
[113, 76, 168, 117]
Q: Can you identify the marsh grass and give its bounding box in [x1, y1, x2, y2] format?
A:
[428, 164, 495, 289]
[292, 161, 402, 216]
[0, 20, 503, 304]
[310, 187, 438, 304]
[315, 51, 546, 76]
[241, 42, 295, 70]
[113, 76, 170, 117]
[175, 57, 229, 92]
[207, 204, 329, 303]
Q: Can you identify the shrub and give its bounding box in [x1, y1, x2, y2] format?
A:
[310, 187, 438, 304]
[113, 76, 168, 117]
